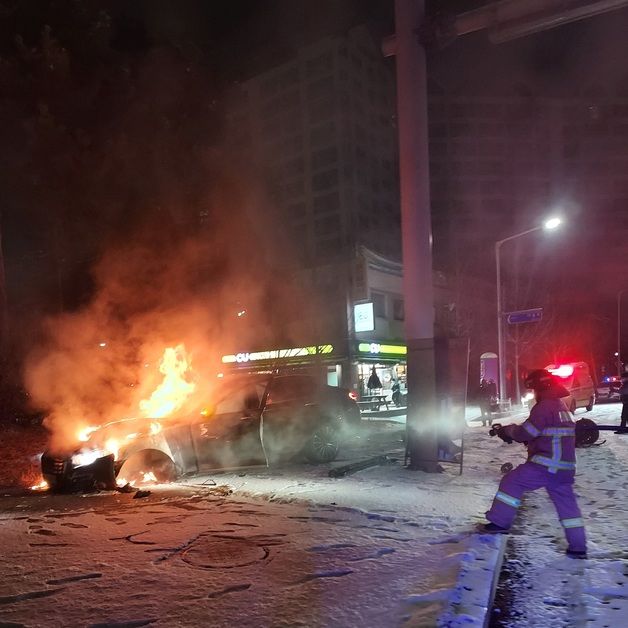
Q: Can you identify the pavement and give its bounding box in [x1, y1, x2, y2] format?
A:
[0, 403, 623, 627]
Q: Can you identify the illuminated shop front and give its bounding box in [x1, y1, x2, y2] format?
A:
[220, 344, 344, 386]
[220, 341, 408, 398]
[354, 342, 407, 397]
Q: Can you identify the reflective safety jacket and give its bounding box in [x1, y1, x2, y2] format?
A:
[503, 398, 576, 475]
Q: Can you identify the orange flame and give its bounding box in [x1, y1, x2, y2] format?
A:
[104, 438, 120, 460]
[30, 480, 49, 491]
[73, 345, 195, 463]
[139, 345, 196, 419]
[77, 426, 100, 442]
[141, 471, 157, 483]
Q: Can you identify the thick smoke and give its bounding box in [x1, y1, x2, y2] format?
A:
[24, 193, 311, 454]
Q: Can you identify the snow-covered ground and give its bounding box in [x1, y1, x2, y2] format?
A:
[0, 482, 474, 627]
[0, 403, 625, 627]
[490, 402, 628, 627]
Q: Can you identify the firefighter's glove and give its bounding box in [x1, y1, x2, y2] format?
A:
[488, 423, 513, 444]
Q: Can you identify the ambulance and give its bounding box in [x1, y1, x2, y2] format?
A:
[545, 362, 596, 413]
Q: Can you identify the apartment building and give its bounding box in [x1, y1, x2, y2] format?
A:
[227, 25, 400, 264]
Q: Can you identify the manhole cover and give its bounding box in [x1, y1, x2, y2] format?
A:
[182, 536, 269, 569]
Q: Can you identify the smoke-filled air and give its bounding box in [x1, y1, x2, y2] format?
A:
[23, 217, 307, 457]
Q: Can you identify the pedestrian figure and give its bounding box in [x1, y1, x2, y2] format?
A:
[391, 379, 401, 407]
[616, 370, 628, 434]
[487, 379, 498, 410]
[480, 369, 587, 559]
[367, 366, 382, 391]
[478, 378, 491, 426]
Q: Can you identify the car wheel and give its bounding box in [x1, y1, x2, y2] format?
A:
[304, 423, 340, 463]
[117, 449, 178, 485]
[585, 396, 594, 412]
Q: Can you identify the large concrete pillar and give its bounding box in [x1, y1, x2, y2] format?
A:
[394, 0, 440, 471]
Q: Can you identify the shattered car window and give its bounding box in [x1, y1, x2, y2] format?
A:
[211, 379, 268, 414]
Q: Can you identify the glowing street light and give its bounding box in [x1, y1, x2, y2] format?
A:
[495, 216, 564, 403]
[543, 216, 562, 230]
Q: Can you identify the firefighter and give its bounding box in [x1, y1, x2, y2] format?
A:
[480, 369, 587, 558]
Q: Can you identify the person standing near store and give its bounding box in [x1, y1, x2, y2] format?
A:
[391, 379, 401, 406]
[616, 369, 628, 434]
[367, 366, 382, 391]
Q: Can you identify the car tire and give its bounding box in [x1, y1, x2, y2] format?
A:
[304, 423, 340, 463]
[585, 396, 594, 412]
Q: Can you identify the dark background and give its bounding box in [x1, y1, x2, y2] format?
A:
[0, 0, 626, 390]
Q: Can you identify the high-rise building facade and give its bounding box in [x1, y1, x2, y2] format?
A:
[428, 87, 628, 278]
[227, 25, 400, 264]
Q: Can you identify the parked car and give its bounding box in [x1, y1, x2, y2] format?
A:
[596, 375, 622, 401]
[545, 362, 596, 412]
[41, 373, 360, 492]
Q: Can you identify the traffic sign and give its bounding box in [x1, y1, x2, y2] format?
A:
[506, 308, 543, 324]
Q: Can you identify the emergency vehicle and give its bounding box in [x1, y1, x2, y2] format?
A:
[545, 362, 595, 413]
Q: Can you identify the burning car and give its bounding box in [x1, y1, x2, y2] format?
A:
[41, 373, 360, 492]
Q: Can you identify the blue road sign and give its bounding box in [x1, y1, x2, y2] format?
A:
[506, 308, 543, 324]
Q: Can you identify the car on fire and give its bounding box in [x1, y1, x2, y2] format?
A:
[41, 373, 360, 492]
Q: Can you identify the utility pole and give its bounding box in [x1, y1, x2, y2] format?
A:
[384, 0, 439, 471]
[381, 0, 628, 470]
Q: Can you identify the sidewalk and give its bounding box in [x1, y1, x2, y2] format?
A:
[359, 403, 528, 426]
[488, 402, 628, 626]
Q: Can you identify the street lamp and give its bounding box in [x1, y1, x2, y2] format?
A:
[495, 216, 562, 403]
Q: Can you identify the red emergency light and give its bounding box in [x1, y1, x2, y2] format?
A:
[548, 364, 574, 379]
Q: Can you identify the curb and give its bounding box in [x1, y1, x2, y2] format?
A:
[437, 533, 507, 627]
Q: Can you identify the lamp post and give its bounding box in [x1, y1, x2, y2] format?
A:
[618, 290, 627, 377]
[496, 217, 563, 403]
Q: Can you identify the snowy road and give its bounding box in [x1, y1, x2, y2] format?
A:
[2, 405, 625, 627]
[0, 485, 464, 627]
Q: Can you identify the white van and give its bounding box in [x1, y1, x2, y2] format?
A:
[545, 362, 596, 413]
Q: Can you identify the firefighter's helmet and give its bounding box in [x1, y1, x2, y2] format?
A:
[524, 369, 556, 391]
[524, 368, 569, 398]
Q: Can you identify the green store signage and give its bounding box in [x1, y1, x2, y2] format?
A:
[357, 342, 407, 356]
[222, 344, 334, 364]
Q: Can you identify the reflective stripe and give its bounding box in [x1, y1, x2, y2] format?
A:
[542, 427, 575, 436]
[531, 455, 576, 472]
[522, 421, 541, 437]
[495, 491, 521, 508]
[561, 517, 584, 529]
[552, 436, 562, 475]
